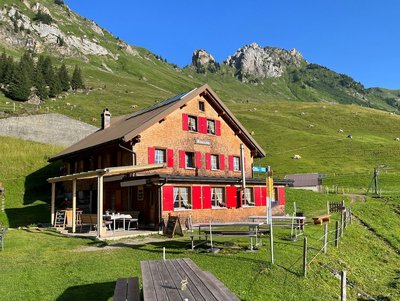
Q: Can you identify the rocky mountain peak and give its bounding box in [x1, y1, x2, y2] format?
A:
[224, 42, 305, 82]
[191, 49, 219, 73]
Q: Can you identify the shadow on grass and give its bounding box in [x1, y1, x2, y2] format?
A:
[5, 203, 50, 228]
[56, 281, 115, 301]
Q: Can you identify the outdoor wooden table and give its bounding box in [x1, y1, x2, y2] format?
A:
[191, 221, 264, 250]
[141, 258, 240, 301]
[103, 213, 132, 231]
[248, 215, 306, 238]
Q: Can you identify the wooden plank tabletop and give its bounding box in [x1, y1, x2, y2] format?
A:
[141, 258, 240, 301]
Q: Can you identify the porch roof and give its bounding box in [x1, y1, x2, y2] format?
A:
[47, 164, 166, 183]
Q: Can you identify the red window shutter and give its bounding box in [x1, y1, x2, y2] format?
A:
[202, 186, 211, 209]
[148, 147, 155, 164]
[254, 187, 261, 206]
[192, 186, 202, 209]
[278, 186, 286, 205]
[198, 117, 207, 134]
[162, 186, 174, 211]
[205, 153, 211, 170]
[215, 120, 221, 136]
[219, 154, 225, 170]
[228, 155, 234, 171]
[195, 152, 202, 169]
[179, 150, 185, 168]
[261, 187, 267, 206]
[167, 149, 174, 167]
[226, 186, 237, 208]
[182, 113, 188, 131]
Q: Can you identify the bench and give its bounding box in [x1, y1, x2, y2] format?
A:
[113, 277, 140, 301]
[312, 214, 331, 225]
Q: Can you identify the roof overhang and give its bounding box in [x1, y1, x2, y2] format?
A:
[47, 164, 165, 183]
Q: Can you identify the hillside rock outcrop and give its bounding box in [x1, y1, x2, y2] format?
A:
[191, 49, 219, 73]
[224, 43, 305, 82]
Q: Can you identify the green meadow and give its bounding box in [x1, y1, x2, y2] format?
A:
[1, 99, 399, 300]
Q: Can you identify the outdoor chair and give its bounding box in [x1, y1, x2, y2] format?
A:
[125, 211, 139, 230]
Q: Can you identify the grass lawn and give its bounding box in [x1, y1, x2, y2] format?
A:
[0, 189, 399, 301]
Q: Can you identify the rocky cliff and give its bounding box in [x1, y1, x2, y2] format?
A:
[0, 1, 134, 60]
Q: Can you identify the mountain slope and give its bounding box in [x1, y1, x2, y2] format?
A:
[0, 0, 399, 122]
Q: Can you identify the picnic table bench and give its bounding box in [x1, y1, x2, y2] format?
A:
[141, 258, 240, 301]
[189, 222, 265, 250]
[113, 277, 140, 301]
[312, 214, 331, 225]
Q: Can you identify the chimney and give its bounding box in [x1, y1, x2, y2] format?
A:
[101, 108, 111, 129]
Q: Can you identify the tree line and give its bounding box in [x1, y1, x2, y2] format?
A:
[0, 51, 84, 102]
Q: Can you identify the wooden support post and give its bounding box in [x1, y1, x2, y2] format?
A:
[51, 182, 56, 226]
[270, 221, 274, 264]
[341, 270, 347, 301]
[303, 236, 308, 277]
[97, 175, 104, 239]
[323, 223, 328, 254]
[72, 179, 76, 233]
[348, 207, 352, 224]
[343, 209, 347, 231]
[335, 221, 339, 248]
[339, 211, 343, 238]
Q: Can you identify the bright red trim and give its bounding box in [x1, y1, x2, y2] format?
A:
[182, 113, 188, 131]
[261, 187, 267, 206]
[219, 154, 225, 170]
[202, 186, 211, 209]
[147, 147, 155, 164]
[167, 149, 174, 167]
[195, 152, 202, 169]
[226, 186, 237, 208]
[162, 186, 174, 211]
[198, 117, 207, 134]
[228, 155, 234, 171]
[205, 153, 211, 170]
[215, 120, 221, 136]
[278, 186, 286, 205]
[179, 150, 185, 168]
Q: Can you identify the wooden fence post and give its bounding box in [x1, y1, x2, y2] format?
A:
[335, 221, 339, 248]
[341, 270, 347, 301]
[348, 207, 352, 224]
[323, 223, 328, 254]
[343, 209, 347, 231]
[303, 236, 308, 277]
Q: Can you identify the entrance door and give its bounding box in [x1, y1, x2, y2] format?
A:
[144, 186, 158, 229]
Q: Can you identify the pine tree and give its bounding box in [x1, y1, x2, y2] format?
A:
[8, 61, 31, 101]
[2, 56, 15, 84]
[0, 52, 7, 81]
[58, 63, 70, 91]
[70, 65, 84, 90]
[48, 66, 62, 98]
[19, 52, 35, 83]
[40, 56, 54, 86]
[34, 66, 48, 100]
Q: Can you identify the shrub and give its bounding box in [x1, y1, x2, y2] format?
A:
[33, 11, 53, 25]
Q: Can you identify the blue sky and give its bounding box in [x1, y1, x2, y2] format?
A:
[64, 0, 400, 89]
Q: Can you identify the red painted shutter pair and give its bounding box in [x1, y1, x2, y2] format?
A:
[192, 186, 212, 209]
[162, 186, 174, 211]
[198, 117, 207, 134]
[254, 186, 267, 206]
[226, 186, 237, 208]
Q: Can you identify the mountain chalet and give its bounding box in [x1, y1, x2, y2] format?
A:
[48, 84, 287, 236]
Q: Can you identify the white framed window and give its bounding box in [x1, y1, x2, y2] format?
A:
[207, 119, 215, 135]
[174, 187, 191, 209]
[185, 152, 195, 169]
[244, 188, 254, 206]
[211, 187, 226, 208]
[155, 149, 166, 164]
[211, 154, 219, 170]
[188, 116, 197, 132]
[233, 156, 241, 171]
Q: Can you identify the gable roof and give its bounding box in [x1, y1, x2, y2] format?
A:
[49, 84, 266, 162]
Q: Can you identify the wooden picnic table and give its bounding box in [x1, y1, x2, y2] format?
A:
[141, 258, 240, 301]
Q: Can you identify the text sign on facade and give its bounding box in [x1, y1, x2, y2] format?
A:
[252, 166, 267, 173]
[194, 138, 211, 146]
